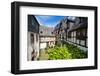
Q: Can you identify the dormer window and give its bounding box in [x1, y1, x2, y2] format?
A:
[40, 31, 43, 33]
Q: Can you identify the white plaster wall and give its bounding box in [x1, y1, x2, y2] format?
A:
[86, 38, 88, 47]
[73, 38, 75, 42]
[27, 32, 39, 61]
[27, 32, 32, 61]
[40, 42, 47, 49]
[76, 39, 80, 44]
[34, 33, 40, 59]
[80, 40, 85, 46]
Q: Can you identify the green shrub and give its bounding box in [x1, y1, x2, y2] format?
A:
[47, 46, 72, 60]
[65, 43, 88, 59]
[47, 42, 87, 60]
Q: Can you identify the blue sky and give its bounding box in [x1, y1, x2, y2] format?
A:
[35, 15, 66, 27]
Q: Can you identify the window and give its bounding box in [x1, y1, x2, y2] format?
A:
[68, 32, 71, 38]
[40, 31, 43, 33]
[66, 21, 70, 29]
[31, 33, 34, 44]
[76, 30, 80, 39]
[52, 32, 53, 34]
[76, 29, 87, 40]
[36, 34, 38, 42]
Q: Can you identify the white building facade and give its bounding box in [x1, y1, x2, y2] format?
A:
[39, 26, 56, 50]
[27, 15, 40, 61]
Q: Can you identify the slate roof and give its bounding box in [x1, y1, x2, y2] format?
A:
[68, 22, 87, 31]
[54, 17, 75, 31]
[28, 15, 40, 33]
[54, 23, 61, 31]
[50, 17, 88, 33]
[39, 25, 55, 36]
[68, 17, 88, 32]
